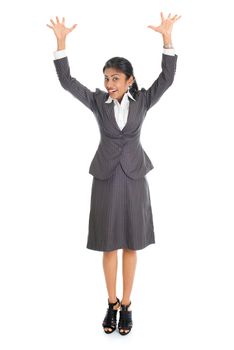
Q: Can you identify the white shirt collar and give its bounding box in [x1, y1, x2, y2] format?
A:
[105, 90, 136, 104]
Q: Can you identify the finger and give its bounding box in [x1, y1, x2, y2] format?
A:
[172, 15, 182, 22]
[62, 17, 65, 24]
[46, 24, 53, 29]
[171, 14, 177, 20]
[147, 25, 160, 32]
[56, 16, 60, 23]
[147, 25, 156, 30]
[160, 12, 164, 21]
[69, 24, 78, 31]
[50, 19, 56, 26]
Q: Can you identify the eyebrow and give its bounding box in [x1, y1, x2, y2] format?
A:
[104, 73, 120, 77]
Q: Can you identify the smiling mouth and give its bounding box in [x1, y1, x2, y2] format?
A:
[109, 89, 117, 93]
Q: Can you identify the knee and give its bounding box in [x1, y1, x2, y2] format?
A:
[103, 249, 118, 257]
[123, 248, 136, 254]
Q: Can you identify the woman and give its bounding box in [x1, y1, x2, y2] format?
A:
[47, 12, 181, 336]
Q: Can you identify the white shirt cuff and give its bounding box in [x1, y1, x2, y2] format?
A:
[163, 48, 175, 56]
[53, 49, 67, 60]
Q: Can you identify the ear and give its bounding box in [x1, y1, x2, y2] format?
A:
[128, 75, 134, 85]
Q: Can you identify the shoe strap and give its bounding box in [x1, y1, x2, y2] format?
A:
[108, 297, 120, 308]
[120, 301, 131, 311]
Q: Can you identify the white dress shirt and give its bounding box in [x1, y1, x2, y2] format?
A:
[53, 48, 176, 130]
[105, 90, 136, 130]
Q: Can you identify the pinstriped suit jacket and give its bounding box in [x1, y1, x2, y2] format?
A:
[53, 53, 178, 180]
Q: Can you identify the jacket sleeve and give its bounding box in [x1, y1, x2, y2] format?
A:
[53, 56, 96, 112]
[143, 53, 178, 111]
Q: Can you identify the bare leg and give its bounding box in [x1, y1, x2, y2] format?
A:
[120, 248, 137, 334]
[102, 250, 120, 332]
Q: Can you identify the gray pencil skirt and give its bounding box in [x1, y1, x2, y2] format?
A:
[86, 163, 155, 252]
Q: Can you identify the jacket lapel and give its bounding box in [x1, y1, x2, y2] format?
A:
[104, 97, 134, 132]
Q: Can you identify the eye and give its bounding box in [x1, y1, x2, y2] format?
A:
[104, 77, 119, 81]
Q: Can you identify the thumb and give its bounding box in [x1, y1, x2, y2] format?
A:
[147, 25, 156, 30]
[70, 23, 78, 31]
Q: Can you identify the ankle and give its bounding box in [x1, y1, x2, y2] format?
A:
[121, 300, 131, 307]
[108, 297, 118, 304]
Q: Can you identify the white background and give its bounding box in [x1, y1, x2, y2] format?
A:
[0, 0, 234, 349]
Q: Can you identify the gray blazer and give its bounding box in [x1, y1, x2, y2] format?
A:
[53, 53, 178, 180]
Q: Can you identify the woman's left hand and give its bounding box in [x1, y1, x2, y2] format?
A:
[147, 12, 181, 36]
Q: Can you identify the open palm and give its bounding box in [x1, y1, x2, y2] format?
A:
[148, 12, 181, 36]
[46, 16, 77, 40]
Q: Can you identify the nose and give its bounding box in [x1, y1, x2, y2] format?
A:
[106, 82, 114, 89]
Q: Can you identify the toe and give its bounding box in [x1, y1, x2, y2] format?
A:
[105, 327, 112, 332]
[120, 328, 129, 334]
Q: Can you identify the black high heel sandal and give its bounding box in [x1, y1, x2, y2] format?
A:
[102, 297, 120, 334]
[118, 301, 133, 335]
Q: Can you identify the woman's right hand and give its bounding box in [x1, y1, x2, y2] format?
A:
[46, 16, 77, 41]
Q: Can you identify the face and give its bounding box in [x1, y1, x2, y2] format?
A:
[104, 68, 134, 103]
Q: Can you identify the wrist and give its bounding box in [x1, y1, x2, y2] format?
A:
[162, 33, 172, 47]
[163, 43, 174, 49]
[57, 39, 66, 50]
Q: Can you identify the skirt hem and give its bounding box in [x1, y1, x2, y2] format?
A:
[86, 239, 156, 252]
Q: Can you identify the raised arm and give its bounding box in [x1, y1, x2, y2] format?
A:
[47, 16, 96, 112]
[144, 12, 181, 110]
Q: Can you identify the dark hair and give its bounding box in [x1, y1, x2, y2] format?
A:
[103, 56, 139, 99]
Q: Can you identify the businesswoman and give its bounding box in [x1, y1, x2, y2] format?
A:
[47, 12, 181, 335]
